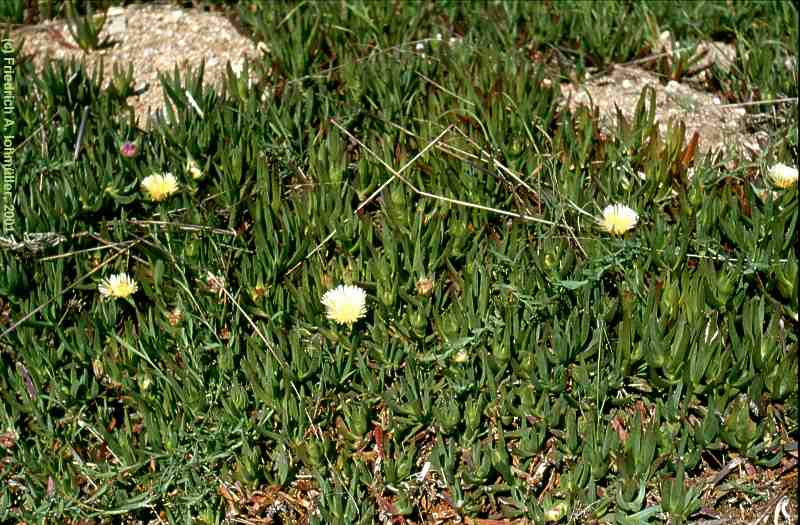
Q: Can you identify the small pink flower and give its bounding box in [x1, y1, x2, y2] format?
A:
[120, 142, 138, 158]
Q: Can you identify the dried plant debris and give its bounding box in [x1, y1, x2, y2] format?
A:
[0, 232, 67, 253]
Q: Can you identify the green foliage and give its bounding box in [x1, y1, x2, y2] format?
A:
[1, 1, 797, 523]
[0, 0, 26, 23]
[64, 1, 113, 52]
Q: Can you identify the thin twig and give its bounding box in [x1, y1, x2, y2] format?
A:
[616, 50, 675, 67]
[69, 218, 236, 241]
[416, 71, 475, 107]
[73, 105, 89, 161]
[184, 89, 205, 119]
[286, 123, 454, 277]
[747, 491, 790, 525]
[449, 126, 541, 198]
[38, 240, 137, 262]
[126, 219, 237, 236]
[707, 457, 744, 488]
[332, 119, 562, 228]
[89, 233, 149, 266]
[355, 124, 454, 214]
[10, 122, 46, 155]
[714, 97, 798, 109]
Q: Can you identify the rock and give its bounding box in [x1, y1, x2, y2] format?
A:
[693, 41, 736, 72]
[105, 7, 127, 36]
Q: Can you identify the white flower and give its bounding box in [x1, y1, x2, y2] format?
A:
[98, 273, 138, 300]
[415, 42, 425, 51]
[598, 204, 638, 235]
[141, 173, 178, 201]
[766, 163, 798, 189]
[321, 285, 368, 326]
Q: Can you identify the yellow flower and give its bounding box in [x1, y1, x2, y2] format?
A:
[186, 158, 203, 180]
[321, 284, 368, 326]
[141, 173, 178, 201]
[98, 273, 138, 300]
[598, 204, 638, 235]
[767, 163, 798, 189]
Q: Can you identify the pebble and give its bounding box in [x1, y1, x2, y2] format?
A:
[105, 7, 127, 36]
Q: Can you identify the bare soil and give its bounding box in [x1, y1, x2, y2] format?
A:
[560, 64, 763, 156]
[11, 2, 261, 128]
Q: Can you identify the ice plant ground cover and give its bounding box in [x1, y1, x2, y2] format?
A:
[0, 1, 797, 523]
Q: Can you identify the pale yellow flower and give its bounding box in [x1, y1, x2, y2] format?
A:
[321, 285, 367, 325]
[598, 204, 638, 235]
[98, 273, 138, 300]
[766, 163, 798, 189]
[141, 173, 178, 201]
[186, 158, 203, 180]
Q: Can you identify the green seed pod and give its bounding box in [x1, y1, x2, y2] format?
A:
[600, 295, 618, 323]
[661, 282, 678, 319]
[492, 341, 510, 363]
[183, 238, 199, 259]
[464, 397, 483, 432]
[394, 492, 413, 516]
[715, 270, 736, 305]
[411, 310, 426, 331]
[349, 403, 369, 437]
[307, 440, 323, 467]
[396, 447, 415, 480]
[433, 397, 460, 434]
[379, 285, 395, 307]
[231, 383, 247, 412]
[775, 258, 797, 300]
[439, 312, 459, 339]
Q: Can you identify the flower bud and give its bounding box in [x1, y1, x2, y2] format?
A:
[464, 397, 483, 431]
[120, 141, 138, 158]
[349, 404, 369, 437]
